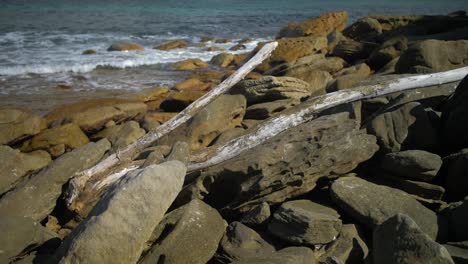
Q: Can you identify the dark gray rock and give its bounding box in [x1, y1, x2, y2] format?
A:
[373, 214, 454, 264]
[442, 199, 468, 242]
[444, 242, 468, 264]
[343, 17, 382, 41]
[268, 200, 342, 246]
[240, 202, 271, 226]
[330, 176, 439, 239]
[443, 149, 468, 201]
[231, 246, 315, 264]
[381, 150, 442, 181]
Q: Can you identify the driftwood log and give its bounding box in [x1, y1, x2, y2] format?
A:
[65, 41, 278, 207]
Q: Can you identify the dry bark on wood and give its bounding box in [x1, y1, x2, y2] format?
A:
[65, 41, 278, 207]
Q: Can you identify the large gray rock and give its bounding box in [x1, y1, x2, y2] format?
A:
[91, 121, 145, 150]
[0, 109, 46, 145]
[326, 63, 371, 92]
[332, 39, 377, 63]
[381, 150, 442, 182]
[232, 76, 312, 105]
[367, 102, 438, 154]
[231, 246, 315, 264]
[218, 222, 275, 263]
[368, 36, 408, 70]
[245, 99, 300, 120]
[179, 112, 378, 213]
[55, 161, 187, 264]
[443, 149, 468, 201]
[396, 40, 468, 74]
[268, 200, 342, 246]
[240, 202, 271, 226]
[443, 242, 468, 264]
[330, 176, 439, 239]
[373, 214, 454, 264]
[139, 199, 225, 264]
[0, 146, 51, 195]
[0, 139, 111, 221]
[343, 17, 382, 41]
[266, 54, 345, 77]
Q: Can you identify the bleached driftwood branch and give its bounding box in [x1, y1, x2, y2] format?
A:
[189, 67, 468, 171]
[65, 41, 278, 207]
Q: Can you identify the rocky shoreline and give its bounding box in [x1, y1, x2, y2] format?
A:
[1, 10, 468, 264]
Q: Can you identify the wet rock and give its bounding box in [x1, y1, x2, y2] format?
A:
[443, 149, 468, 202]
[268, 200, 342, 246]
[330, 176, 439, 239]
[218, 222, 275, 263]
[277, 11, 348, 38]
[139, 199, 225, 264]
[82, 49, 96, 55]
[381, 150, 442, 182]
[22, 123, 89, 154]
[0, 146, 51, 195]
[160, 91, 206, 112]
[153, 39, 188, 50]
[232, 76, 312, 105]
[240, 202, 271, 226]
[172, 58, 209, 70]
[55, 161, 187, 264]
[183, 113, 377, 213]
[91, 121, 146, 150]
[0, 109, 47, 145]
[244, 99, 300, 120]
[396, 39, 468, 73]
[174, 78, 211, 91]
[332, 39, 376, 63]
[231, 246, 314, 264]
[230, 44, 247, 51]
[317, 224, 369, 264]
[366, 102, 438, 154]
[210, 52, 235, 67]
[343, 17, 382, 41]
[373, 214, 454, 264]
[107, 42, 144, 51]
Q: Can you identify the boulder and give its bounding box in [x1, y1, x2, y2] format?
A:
[55, 161, 186, 264]
[22, 123, 89, 154]
[327, 63, 371, 92]
[153, 39, 188, 50]
[373, 214, 454, 264]
[172, 58, 208, 70]
[0, 146, 51, 195]
[343, 17, 383, 41]
[180, 113, 378, 213]
[186, 94, 246, 150]
[139, 199, 225, 264]
[277, 11, 348, 38]
[443, 242, 468, 264]
[443, 149, 468, 201]
[210, 52, 235, 67]
[107, 42, 144, 51]
[218, 222, 275, 263]
[0, 139, 111, 221]
[268, 200, 342, 246]
[381, 150, 442, 182]
[160, 91, 206, 112]
[240, 202, 271, 226]
[232, 76, 312, 105]
[91, 121, 146, 150]
[332, 39, 377, 63]
[174, 78, 210, 91]
[231, 247, 314, 264]
[165, 141, 190, 165]
[244, 99, 300, 120]
[442, 199, 468, 242]
[367, 102, 438, 154]
[396, 40, 468, 73]
[368, 36, 408, 70]
[0, 109, 46, 145]
[211, 127, 246, 146]
[330, 176, 439, 239]
[317, 224, 369, 264]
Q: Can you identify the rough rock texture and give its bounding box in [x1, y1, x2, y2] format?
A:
[55, 161, 187, 264]
[218, 222, 275, 263]
[0, 109, 46, 145]
[160, 91, 206, 112]
[373, 214, 454, 264]
[0, 146, 51, 195]
[268, 200, 342, 246]
[231, 247, 314, 264]
[186, 94, 246, 150]
[181, 113, 378, 213]
[442, 199, 468, 242]
[0, 139, 111, 221]
[343, 17, 382, 40]
[244, 99, 300, 120]
[139, 199, 225, 264]
[23, 123, 89, 153]
[211, 53, 235, 67]
[107, 42, 144, 51]
[232, 76, 312, 105]
[367, 102, 438, 154]
[91, 121, 146, 150]
[330, 176, 439, 239]
[317, 224, 369, 264]
[332, 39, 376, 63]
[327, 63, 371, 92]
[172, 58, 208, 70]
[396, 40, 468, 73]
[240, 202, 271, 226]
[277, 11, 348, 38]
[381, 150, 442, 182]
[443, 149, 468, 202]
[153, 39, 188, 50]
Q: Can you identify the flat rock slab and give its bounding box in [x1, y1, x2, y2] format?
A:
[0, 109, 46, 145]
[330, 176, 439, 239]
[381, 150, 442, 182]
[231, 246, 315, 264]
[55, 161, 187, 264]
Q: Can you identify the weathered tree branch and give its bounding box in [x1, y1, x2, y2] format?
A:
[65, 41, 278, 207]
[189, 67, 468, 171]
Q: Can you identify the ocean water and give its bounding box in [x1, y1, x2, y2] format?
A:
[0, 0, 466, 96]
